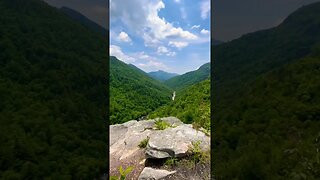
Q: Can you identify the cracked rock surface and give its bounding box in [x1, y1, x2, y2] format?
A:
[109, 117, 210, 179]
[146, 124, 210, 159]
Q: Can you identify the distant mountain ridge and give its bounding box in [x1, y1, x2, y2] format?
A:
[60, 6, 107, 36]
[164, 62, 210, 91]
[148, 70, 179, 81]
[212, 39, 224, 45]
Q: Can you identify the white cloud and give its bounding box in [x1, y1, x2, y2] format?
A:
[173, 0, 181, 3]
[136, 51, 151, 60]
[157, 46, 176, 56]
[110, 0, 197, 47]
[169, 41, 189, 49]
[157, 46, 169, 54]
[109, 48, 169, 71]
[132, 52, 169, 72]
[117, 31, 132, 42]
[191, 25, 200, 29]
[168, 52, 176, 56]
[109, 45, 135, 63]
[200, 29, 210, 35]
[200, 0, 210, 19]
[138, 60, 167, 72]
[142, 33, 161, 47]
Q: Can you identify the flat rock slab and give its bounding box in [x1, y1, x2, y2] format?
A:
[146, 124, 210, 159]
[110, 117, 183, 159]
[109, 117, 184, 178]
[138, 167, 176, 180]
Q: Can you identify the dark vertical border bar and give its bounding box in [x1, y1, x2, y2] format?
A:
[106, 0, 110, 178]
[210, 0, 215, 179]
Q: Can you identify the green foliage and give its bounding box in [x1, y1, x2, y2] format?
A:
[150, 79, 210, 131]
[119, 166, 133, 180]
[164, 63, 210, 91]
[110, 176, 118, 180]
[164, 157, 178, 167]
[138, 137, 149, 148]
[0, 0, 107, 179]
[154, 119, 171, 130]
[110, 166, 134, 180]
[213, 2, 320, 107]
[189, 141, 209, 164]
[213, 2, 320, 178]
[110, 56, 172, 124]
[192, 122, 210, 136]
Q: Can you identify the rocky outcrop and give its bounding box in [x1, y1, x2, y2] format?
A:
[138, 167, 176, 180]
[146, 124, 209, 159]
[109, 117, 210, 179]
[110, 117, 184, 160]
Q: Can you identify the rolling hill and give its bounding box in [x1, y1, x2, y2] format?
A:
[164, 62, 210, 91]
[0, 0, 107, 179]
[110, 56, 172, 124]
[148, 70, 179, 81]
[213, 2, 320, 179]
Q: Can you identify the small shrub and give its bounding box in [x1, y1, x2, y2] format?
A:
[189, 141, 209, 164]
[110, 176, 118, 180]
[164, 157, 178, 167]
[110, 166, 133, 180]
[192, 122, 210, 136]
[138, 137, 149, 148]
[184, 111, 194, 124]
[202, 128, 210, 136]
[192, 122, 201, 131]
[154, 119, 171, 130]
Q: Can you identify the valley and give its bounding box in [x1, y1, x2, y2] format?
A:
[148, 70, 179, 82]
[109, 56, 172, 124]
[110, 56, 210, 128]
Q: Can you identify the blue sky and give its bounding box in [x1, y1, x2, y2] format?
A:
[110, 0, 210, 74]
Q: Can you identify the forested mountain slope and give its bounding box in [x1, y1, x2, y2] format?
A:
[0, 0, 107, 179]
[110, 56, 172, 124]
[213, 2, 320, 103]
[214, 54, 320, 179]
[150, 79, 210, 131]
[213, 2, 320, 179]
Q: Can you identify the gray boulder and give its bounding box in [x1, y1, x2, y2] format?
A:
[110, 117, 184, 161]
[146, 124, 210, 159]
[138, 167, 176, 180]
